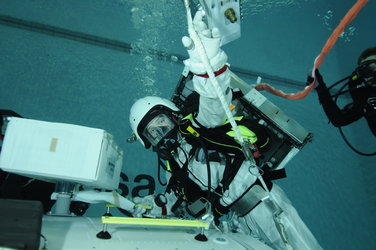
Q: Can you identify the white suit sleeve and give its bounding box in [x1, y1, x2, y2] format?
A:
[194, 69, 233, 127]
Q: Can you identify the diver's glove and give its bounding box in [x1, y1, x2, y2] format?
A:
[182, 10, 228, 75]
[307, 69, 327, 94]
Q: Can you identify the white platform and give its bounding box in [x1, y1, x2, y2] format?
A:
[41, 216, 272, 250]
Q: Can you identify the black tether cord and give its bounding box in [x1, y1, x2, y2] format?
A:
[184, 132, 213, 202]
[179, 132, 213, 202]
[328, 76, 351, 90]
[201, 142, 212, 202]
[157, 156, 168, 186]
[338, 127, 376, 156]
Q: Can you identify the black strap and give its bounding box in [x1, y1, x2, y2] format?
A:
[157, 156, 168, 186]
[232, 89, 245, 100]
[215, 155, 244, 194]
[171, 197, 184, 213]
[262, 167, 287, 181]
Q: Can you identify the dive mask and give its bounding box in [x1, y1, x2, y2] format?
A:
[142, 113, 176, 147]
[355, 59, 376, 86]
[142, 113, 180, 160]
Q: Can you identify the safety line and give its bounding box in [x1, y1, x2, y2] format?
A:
[0, 14, 305, 88]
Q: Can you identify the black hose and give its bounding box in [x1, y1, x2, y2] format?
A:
[333, 83, 376, 156]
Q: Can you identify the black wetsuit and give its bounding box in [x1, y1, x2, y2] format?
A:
[316, 76, 376, 136]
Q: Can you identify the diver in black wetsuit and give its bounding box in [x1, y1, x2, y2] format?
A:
[313, 47, 376, 136]
[309, 47, 376, 156]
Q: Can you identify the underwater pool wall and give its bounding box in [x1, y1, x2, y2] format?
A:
[0, 1, 375, 249]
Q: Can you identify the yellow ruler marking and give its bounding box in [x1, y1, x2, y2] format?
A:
[101, 216, 209, 229]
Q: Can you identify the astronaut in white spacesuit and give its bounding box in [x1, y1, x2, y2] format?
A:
[129, 11, 322, 250]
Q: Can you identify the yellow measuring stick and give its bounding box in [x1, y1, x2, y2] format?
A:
[101, 216, 209, 229]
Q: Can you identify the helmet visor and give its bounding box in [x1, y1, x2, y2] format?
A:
[142, 113, 176, 146]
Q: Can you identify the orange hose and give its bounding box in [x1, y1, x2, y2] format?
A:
[255, 82, 315, 100]
[256, 0, 368, 100]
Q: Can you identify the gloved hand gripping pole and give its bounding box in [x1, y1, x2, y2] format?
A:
[183, 0, 253, 164]
[183, 0, 274, 193]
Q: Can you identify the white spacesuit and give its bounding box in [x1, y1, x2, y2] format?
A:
[129, 10, 322, 250]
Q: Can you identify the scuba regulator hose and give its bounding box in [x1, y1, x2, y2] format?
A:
[331, 80, 376, 156]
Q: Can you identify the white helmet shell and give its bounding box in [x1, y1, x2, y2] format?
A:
[129, 96, 179, 148]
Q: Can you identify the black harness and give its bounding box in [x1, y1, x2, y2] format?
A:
[159, 79, 290, 216]
[156, 113, 286, 217]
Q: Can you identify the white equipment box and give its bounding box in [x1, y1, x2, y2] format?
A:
[0, 117, 123, 190]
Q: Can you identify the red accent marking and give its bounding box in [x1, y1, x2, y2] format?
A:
[194, 65, 227, 78]
[161, 206, 167, 215]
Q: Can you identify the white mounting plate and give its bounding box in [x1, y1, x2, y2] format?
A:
[199, 0, 242, 46]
